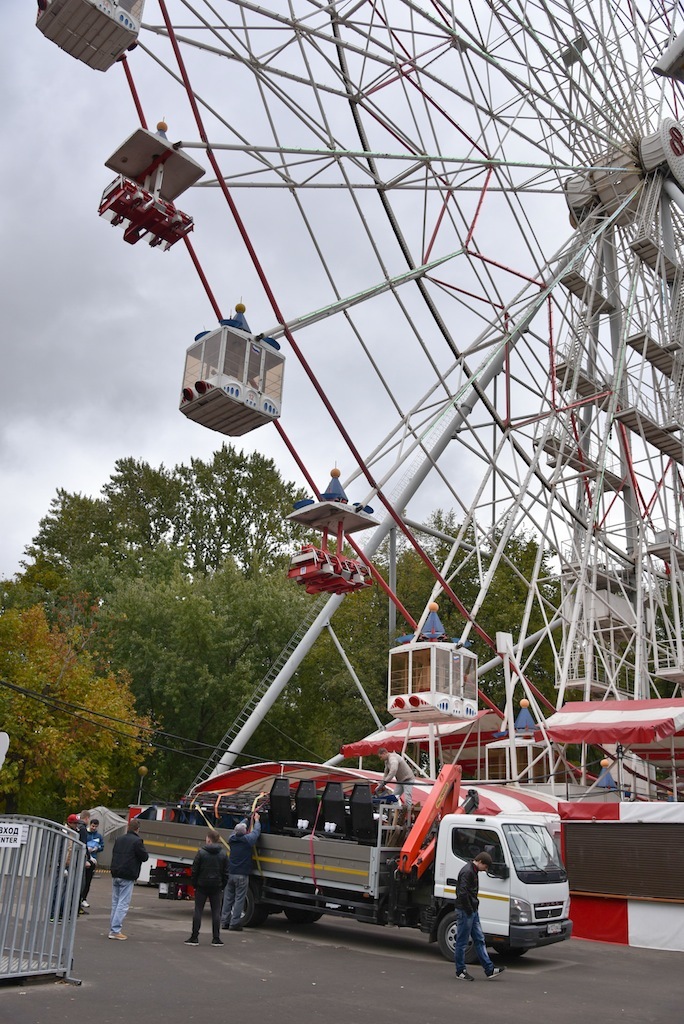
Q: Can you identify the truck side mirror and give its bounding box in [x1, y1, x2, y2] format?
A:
[487, 862, 510, 880]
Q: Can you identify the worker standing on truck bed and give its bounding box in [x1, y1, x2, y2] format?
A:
[185, 829, 229, 947]
[221, 812, 261, 931]
[376, 747, 416, 806]
[454, 851, 505, 981]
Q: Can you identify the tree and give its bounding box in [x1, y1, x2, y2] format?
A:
[0, 603, 146, 819]
[96, 552, 311, 798]
[23, 445, 306, 585]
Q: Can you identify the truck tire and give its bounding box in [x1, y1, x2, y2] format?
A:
[241, 885, 269, 928]
[436, 912, 477, 964]
[284, 908, 323, 925]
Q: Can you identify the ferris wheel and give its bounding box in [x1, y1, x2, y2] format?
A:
[36, 1, 684, 771]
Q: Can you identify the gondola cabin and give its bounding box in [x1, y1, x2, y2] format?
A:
[387, 604, 477, 723]
[99, 124, 205, 251]
[286, 469, 378, 595]
[36, 0, 144, 71]
[179, 309, 284, 436]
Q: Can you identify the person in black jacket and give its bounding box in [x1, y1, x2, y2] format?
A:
[185, 830, 229, 946]
[221, 813, 261, 931]
[108, 818, 148, 940]
[454, 852, 505, 981]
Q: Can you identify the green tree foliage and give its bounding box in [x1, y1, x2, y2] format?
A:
[0, 603, 146, 818]
[3, 447, 561, 807]
[23, 445, 305, 589]
[5, 444, 311, 801]
[98, 552, 310, 798]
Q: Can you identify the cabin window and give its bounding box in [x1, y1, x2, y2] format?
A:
[223, 332, 245, 380]
[435, 647, 450, 693]
[263, 347, 284, 401]
[246, 342, 262, 389]
[452, 826, 505, 868]
[412, 648, 431, 692]
[120, 0, 145, 15]
[183, 342, 204, 391]
[389, 651, 409, 696]
[203, 332, 221, 379]
[463, 656, 477, 700]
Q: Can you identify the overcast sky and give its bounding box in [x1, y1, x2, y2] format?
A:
[1, 4, 318, 578]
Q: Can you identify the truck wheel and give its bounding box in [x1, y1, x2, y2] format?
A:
[436, 912, 477, 963]
[241, 885, 269, 928]
[284, 908, 323, 925]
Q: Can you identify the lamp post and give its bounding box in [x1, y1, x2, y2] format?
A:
[137, 765, 148, 805]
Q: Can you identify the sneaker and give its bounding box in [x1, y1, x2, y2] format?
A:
[221, 923, 230, 931]
[184, 937, 199, 945]
[211, 939, 224, 946]
[108, 933, 127, 940]
[229, 925, 243, 932]
[78, 909, 89, 916]
[455, 970, 475, 981]
[81, 900, 90, 908]
[486, 967, 505, 979]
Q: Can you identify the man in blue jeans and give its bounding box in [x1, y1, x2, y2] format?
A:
[109, 818, 149, 940]
[454, 851, 505, 981]
[221, 812, 261, 931]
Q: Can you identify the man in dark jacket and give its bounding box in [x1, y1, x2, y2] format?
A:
[221, 813, 261, 931]
[108, 818, 148, 940]
[454, 852, 505, 981]
[185, 829, 229, 946]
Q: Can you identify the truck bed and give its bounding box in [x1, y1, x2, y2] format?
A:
[138, 820, 399, 897]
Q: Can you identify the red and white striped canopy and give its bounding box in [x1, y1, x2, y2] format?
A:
[544, 699, 684, 762]
[339, 710, 503, 759]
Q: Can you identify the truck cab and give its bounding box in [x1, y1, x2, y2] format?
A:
[433, 813, 572, 959]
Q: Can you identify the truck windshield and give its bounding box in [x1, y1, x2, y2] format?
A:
[502, 823, 567, 884]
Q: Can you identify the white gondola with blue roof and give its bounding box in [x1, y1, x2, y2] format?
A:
[36, 0, 144, 71]
[179, 305, 285, 436]
[387, 603, 478, 723]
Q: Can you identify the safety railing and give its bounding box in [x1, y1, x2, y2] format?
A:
[0, 815, 85, 984]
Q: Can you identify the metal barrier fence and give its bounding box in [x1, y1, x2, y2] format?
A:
[0, 815, 85, 984]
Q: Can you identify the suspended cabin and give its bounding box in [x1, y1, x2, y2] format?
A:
[99, 123, 205, 251]
[179, 307, 285, 436]
[286, 469, 377, 595]
[36, 0, 144, 71]
[387, 604, 478, 723]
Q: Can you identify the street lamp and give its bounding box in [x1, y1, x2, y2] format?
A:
[137, 765, 148, 805]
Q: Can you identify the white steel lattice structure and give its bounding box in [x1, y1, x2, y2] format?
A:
[35, 2, 684, 776]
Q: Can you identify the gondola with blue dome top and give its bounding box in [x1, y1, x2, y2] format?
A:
[179, 304, 285, 436]
[286, 469, 377, 595]
[387, 602, 478, 722]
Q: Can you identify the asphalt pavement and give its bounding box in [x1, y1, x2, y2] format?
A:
[0, 879, 680, 1024]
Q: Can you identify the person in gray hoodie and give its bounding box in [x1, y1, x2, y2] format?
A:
[185, 829, 229, 946]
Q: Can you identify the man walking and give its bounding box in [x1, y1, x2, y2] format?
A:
[454, 851, 505, 981]
[221, 812, 261, 931]
[185, 829, 229, 946]
[109, 818, 148, 940]
[376, 747, 416, 806]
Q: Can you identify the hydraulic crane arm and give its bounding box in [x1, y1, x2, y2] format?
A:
[397, 762, 462, 879]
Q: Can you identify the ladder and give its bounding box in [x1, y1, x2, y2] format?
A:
[187, 593, 329, 793]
